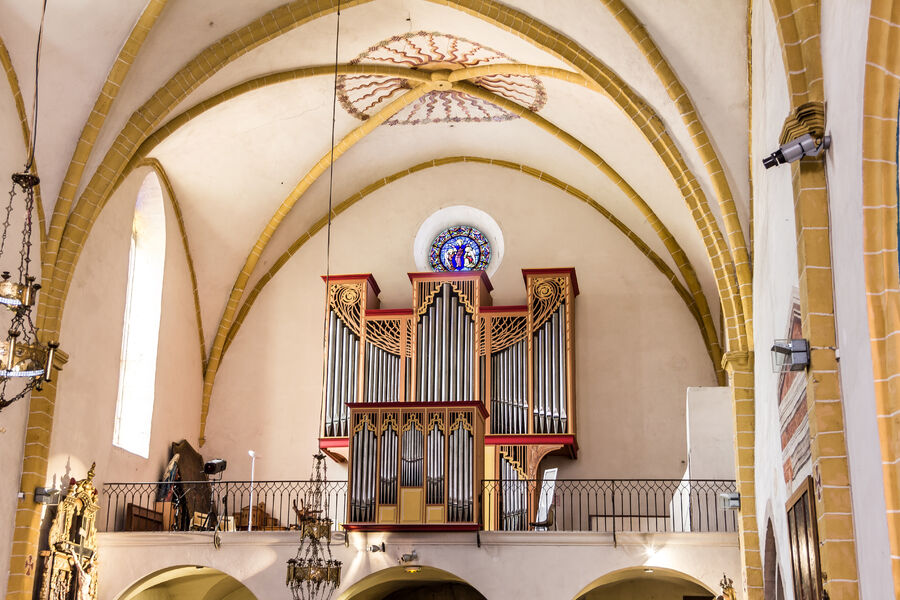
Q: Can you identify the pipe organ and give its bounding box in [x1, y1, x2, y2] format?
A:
[320, 269, 578, 530]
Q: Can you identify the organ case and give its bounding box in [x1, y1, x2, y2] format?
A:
[320, 269, 578, 530]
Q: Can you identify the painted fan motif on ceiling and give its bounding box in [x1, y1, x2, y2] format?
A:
[337, 31, 546, 126]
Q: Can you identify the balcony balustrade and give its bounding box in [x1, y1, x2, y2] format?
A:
[99, 478, 737, 534]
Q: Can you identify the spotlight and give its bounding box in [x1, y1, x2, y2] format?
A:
[399, 550, 418, 564]
[762, 133, 831, 169]
[770, 338, 809, 372]
[719, 492, 741, 510]
[405, 566, 422, 574]
[368, 542, 386, 553]
[203, 459, 227, 475]
[643, 568, 654, 574]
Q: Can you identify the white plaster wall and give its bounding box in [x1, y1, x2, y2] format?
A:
[686, 387, 735, 481]
[750, 1, 800, 596]
[97, 531, 741, 600]
[46, 167, 202, 498]
[821, 1, 894, 596]
[202, 162, 717, 482]
[0, 39, 29, 596]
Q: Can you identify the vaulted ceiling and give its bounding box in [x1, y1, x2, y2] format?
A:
[0, 0, 750, 434]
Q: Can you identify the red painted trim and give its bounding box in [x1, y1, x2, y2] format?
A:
[480, 305, 527, 313]
[521, 268, 579, 296]
[321, 273, 381, 295]
[318, 437, 349, 448]
[366, 308, 414, 316]
[343, 523, 479, 532]
[348, 401, 488, 419]
[408, 270, 493, 292]
[484, 434, 576, 447]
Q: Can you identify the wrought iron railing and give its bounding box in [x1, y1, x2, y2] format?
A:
[100, 478, 736, 534]
[99, 480, 348, 533]
[481, 479, 737, 533]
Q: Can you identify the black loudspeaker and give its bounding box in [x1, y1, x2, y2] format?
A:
[204, 459, 227, 475]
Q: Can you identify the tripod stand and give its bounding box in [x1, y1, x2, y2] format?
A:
[194, 474, 227, 548]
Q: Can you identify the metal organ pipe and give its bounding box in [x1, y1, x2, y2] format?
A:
[558, 303, 568, 431]
[449, 298, 457, 401]
[417, 320, 424, 402]
[440, 285, 449, 401]
[325, 312, 337, 436]
[550, 312, 559, 433]
[458, 301, 464, 402]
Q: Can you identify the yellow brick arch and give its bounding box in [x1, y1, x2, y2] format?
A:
[861, 1, 900, 595]
[0, 34, 46, 252]
[219, 155, 725, 380]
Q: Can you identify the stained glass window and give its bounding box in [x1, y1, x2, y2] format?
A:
[429, 225, 491, 272]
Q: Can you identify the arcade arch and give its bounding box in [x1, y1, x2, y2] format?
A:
[115, 565, 257, 600]
[336, 566, 486, 600]
[572, 566, 716, 600]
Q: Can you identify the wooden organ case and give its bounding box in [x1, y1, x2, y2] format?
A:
[320, 269, 578, 531]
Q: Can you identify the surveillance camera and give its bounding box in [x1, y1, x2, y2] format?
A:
[762, 133, 831, 169]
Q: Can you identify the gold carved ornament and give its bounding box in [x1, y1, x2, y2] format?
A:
[488, 315, 527, 354]
[401, 414, 424, 433]
[365, 318, 402, 355]
[427, 413, 444, 433]
[416, 280, 476, 316]
[449, 412, 473, 433]
[352, 414, 376, 435]
[40, 463, 100, 600]
[499, 445, 527, 479]
[529, 277, 567, 331]
[381, 413, 399, 433]
[328, 283, 364, 337]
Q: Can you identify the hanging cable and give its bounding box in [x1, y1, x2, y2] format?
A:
[25, 0, 48, 172]
[319, 1, 342, 429]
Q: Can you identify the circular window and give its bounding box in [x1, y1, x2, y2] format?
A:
[413, 206, 503, 276]
[429, 225, 491, 272]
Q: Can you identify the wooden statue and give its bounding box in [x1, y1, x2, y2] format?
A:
[717, 573, 736, 600]
[39, 463, 100, 600]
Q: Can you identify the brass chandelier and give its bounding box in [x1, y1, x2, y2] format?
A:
[0, 0, 58, 413]
[287, 2, 344, 596]
[286, 453, 342, 600]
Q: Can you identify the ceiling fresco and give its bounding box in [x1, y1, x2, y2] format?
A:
[337, 31, 546, 125]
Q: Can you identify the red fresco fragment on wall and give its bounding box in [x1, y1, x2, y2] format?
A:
[781, 391, 808, 450]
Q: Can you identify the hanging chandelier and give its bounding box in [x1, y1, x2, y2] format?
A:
[286, 453, 342, 600]
[287, 3, 343, 595]
[0, 0, 58, 413]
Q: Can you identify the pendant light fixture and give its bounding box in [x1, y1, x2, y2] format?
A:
[286, 2, 344, 597]
[0, 0, 59, 413]
[286, 453, 342, 600]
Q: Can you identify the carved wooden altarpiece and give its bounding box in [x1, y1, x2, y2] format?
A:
[39, 463, 99, 600]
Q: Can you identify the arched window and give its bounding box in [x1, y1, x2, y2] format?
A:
[113, 173, 166, 457]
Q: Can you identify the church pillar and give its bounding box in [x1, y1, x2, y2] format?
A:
[723, 350, 763, 600]
[791, 158, 860, 599]
[5, 349, 67, 599]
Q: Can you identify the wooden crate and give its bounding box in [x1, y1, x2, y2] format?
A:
[125, 504, 163, 531]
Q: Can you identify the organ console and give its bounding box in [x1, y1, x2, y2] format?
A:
[320, 269, 578, 530]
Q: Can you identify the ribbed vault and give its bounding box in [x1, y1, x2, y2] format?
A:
[0, 2, 752, 596]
